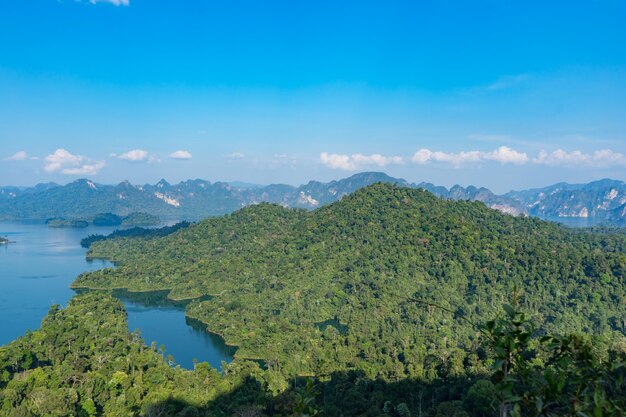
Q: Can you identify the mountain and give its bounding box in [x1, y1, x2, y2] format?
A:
[505, 178, 626, 225]
[1, 173, 625, 225]
[74, 183, 626, 380]
[0, 179, 169, 220]
[0, 173, 415, 220]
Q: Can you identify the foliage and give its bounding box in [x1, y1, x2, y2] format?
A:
[81, 221, 190, 249]
[483, 301, 626, 416]
[0, 293, 261, 416]
[92, 212, 160, 227]
[121, 212, 160, 227]
[92, 213, 123, 226]
[4, 183, 626, 415]
[1, 289, 624, 416]
[74, 184, 626, 380]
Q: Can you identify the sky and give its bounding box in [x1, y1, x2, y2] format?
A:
[0, 0, 625, 193]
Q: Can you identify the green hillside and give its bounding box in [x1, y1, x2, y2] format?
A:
[0, 292, 269, 416]
[3, 292, 625, 416]
[74, 183, 626, 379]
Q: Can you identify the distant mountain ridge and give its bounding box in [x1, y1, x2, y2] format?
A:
[505, 179, 626, 224]
[1, 172, 624, 225]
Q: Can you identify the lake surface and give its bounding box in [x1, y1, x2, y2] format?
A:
[0, 222, 234, 371]
[541, 216, 611, 228]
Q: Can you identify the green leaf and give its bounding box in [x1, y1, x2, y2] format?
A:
[503, 303, 516, 318]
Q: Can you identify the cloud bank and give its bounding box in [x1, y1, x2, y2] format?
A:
[117, 149, 148, 162]
[534, 149, 626, 167]
[44, 149, 105, 175]
[320, 152, 403, 171]
[169, 150, 192, 160]
[412, 146, 529, 166]
[322, 147, 626, 170]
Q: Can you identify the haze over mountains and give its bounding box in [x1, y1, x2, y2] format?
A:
[1, 172, 625, 226]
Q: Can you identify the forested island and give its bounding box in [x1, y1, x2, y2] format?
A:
[93, 212, 160, 227]
[45, 218, 89, 228]
[0, 236, 9, 244]
[44, 212, 160, 229]
[80, 221, 190, 249]
[3, 184, 626, 416]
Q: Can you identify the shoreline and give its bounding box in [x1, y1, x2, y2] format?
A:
[73, 284, 245, 357]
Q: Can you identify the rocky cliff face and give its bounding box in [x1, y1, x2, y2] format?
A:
[1, 174, 624, 225]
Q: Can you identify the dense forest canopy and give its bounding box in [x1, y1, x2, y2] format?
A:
[2, 290, 624, 416]
[0, 293, 270, 416]
[3, 183, 626, 416]
[74, 184, 626, 380]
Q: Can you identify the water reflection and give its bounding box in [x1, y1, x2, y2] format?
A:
[112, 289, 235, 371]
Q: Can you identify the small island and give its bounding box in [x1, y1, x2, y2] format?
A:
[45, 212, 161, 229]
[93, 212, 160, 227]
[93, 212, 161, 227]
[121, 212, 160, 227]
[45, 218, 89, 228]
[0, 236, 9, 245]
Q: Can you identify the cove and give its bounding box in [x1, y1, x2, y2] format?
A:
[0, 221, 234, 371]
[111, 289, 236, 371]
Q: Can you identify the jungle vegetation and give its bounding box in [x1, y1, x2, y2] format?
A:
[81, 221, 190, 249]
[74, 184, 626, 378]
[4, 183, 626, 416]
[1, 292, 624, 416]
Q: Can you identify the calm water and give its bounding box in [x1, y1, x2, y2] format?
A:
[0, 222, 234, 371]
[541, 216, 610, 228]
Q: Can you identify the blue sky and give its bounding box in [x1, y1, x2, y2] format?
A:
[0, 0, 625, 193]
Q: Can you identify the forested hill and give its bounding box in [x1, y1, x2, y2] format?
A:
[74, 183, 626, 380]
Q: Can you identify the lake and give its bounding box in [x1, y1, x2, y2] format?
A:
[0, 221, 234, 371]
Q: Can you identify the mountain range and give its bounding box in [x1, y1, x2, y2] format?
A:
[1, 172, 625, 226]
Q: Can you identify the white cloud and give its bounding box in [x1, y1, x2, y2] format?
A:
[320, 152, 403, 171]
[169, 150, 192, 160]
[3, 151, 28, 161]
[484, 146, 529, 164]
[411, 146, 528, 167]
[226, 152, 245, 160]
[62, 162, 107, 175]
[534, 149, 626, 167]
[44, 149, 105, 175]
[117, 149, 148, 162]
[45, 149, 85, 172]
[321, 146, 625, 171]
[88, 0, 130, 6]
